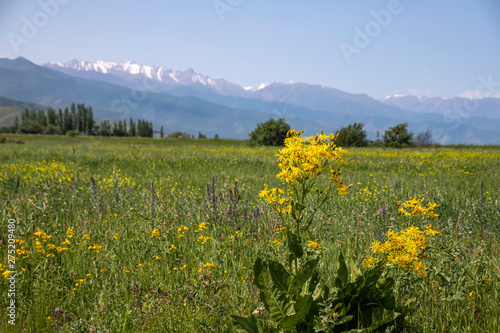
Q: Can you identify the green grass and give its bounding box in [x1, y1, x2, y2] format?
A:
[0, 135, 499, 332]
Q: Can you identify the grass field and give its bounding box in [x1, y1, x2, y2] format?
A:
[0, 134, 499, 332]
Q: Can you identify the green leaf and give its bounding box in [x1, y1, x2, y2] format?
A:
[349, 257, 362, 281]
[289, 253, 320, 295]
[280, 295, 313, 331]
[290, 200, 305, 222]
[335, 252, 349, 288]
[268, 260, 291, 294]
[357, 307, 401, 332]
[286, 229, 304, 259]
[230, 315, 260, 333]
[253, 257, 288, 324]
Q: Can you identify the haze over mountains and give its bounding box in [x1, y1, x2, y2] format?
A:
[1, 56, 499, 144]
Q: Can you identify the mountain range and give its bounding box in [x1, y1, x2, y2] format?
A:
[0, 57, 499, 144]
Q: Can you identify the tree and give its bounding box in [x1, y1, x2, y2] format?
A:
[129, 118, 136, 137]
[248, 118, 290, 146]
[383, 123, 413, 148]
[413, 129, 433, 147]
[335, 122, 368, 147]
[160, 126, 164, 138]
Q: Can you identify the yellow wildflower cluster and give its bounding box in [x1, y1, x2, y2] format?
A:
[307, 240, 320, 249]
[276, 129, 345, 184]
[88, 244, 102, 252]
[151, 229, 160, 238]
[398, 196, 439, 218]
[34, 230, 52, 241]
[259, 185, 292, 214]
[366, 224, 440, 277]
[195, 222, 208, 233]
[177, 225, 189, 238]
[66, 228, 76, 238]
[33, 231, 70, 257]
[73, 278, 87, 291]
[15, 239, 29, 258]
[196, 234, 213, 245]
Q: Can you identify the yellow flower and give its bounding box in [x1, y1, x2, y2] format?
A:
[259, 185, 270, 198]
[203, 262, 215, 270]
[177, 225, 189, 232]
[469, 291, 476, 297]
[113, 233, 119, 240]
[66, 228, 75, 238]
[362, 255, 378, 268]
[151, 229, 160, 238]
[370, 240, 382, 254]
[307, 240, 320, 249]
[82, 234, 90, 240]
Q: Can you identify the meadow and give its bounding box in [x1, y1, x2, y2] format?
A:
[0, 134, 499, 332]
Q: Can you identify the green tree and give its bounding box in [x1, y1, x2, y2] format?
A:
[383, 123, 413, 148]
[248, 118, 290, 146]
[160, 126, 164, 138]
[129, 118, 136, 137]
[335, 122, 368, 147]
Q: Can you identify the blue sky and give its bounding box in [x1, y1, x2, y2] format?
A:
[1, 0, 499, 99]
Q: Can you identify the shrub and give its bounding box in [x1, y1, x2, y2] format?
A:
[383, 123, 413, 148]
[335, 122, 369, 147]
[248, 118, 290, 146]
[413, 129, 433, 147]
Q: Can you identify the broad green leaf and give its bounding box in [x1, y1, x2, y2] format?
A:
[335, 252, 349, 288]
[357, 307, 401, 332]
[268, 260, 291, 293]
[286, 229, 304, 259]
[289, 253, 319, 295]
[230, 315, 260, 333]
[280, 295, 313, 331]
[349, 257, 362, 281]
[253, 257, 288, 324]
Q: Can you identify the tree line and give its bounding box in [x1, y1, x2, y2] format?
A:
[249, 118, 434, 147]
[4, 103, 154, 138]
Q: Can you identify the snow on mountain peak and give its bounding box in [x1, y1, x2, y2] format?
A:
[43, 58, 247, 96]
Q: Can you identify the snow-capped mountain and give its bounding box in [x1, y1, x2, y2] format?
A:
[44, 59, 247, 96]
[2, 56, 500, 143]
[381, 94, 500, 120]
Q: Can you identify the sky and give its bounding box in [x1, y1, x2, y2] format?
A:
[1, 0, 500, 99]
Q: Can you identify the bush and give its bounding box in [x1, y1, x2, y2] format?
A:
[167, 131, 191, 139]
[335, 122, 369, 147]
[383, 123, 413, 148]
[248, 118, 290, 146]
[19, 120, 43, 134]
[413, 129, 433, 147]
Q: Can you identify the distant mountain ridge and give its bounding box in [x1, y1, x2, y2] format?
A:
[381, 95, 500, 120]
[45, 59, 248, 97]
[0, 57, 498, 143]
